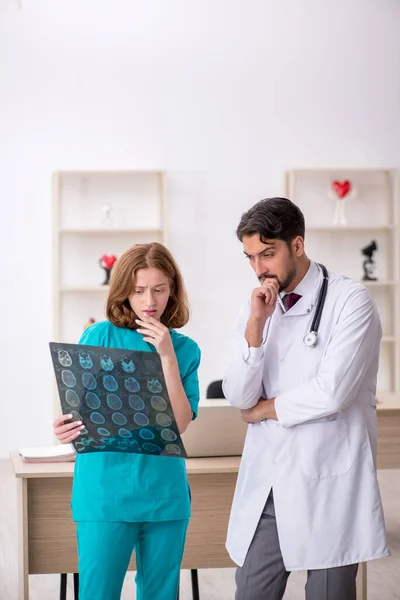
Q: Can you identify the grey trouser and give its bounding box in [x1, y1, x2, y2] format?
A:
[235, 492, 358, 600]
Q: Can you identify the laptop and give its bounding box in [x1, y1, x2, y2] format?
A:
[181, 399, 248, 458]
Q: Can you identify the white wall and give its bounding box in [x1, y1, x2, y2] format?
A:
[1, 0, 400, 457]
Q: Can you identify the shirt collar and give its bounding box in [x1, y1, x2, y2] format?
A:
[288, 260, 319, 298]
[280, 261, 321, 316]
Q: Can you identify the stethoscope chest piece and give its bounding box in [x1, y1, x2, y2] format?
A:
[303, 331, 317, 348]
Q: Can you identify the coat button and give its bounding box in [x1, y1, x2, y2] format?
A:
[280, 358, 284, 363]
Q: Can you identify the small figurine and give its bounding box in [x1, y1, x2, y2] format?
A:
[361, 240, 378, 281]
[101, 203, 114, 227]
[99, 254, 117, 285]
[329, 179, 356, 226]
[84, 317, 96, 330]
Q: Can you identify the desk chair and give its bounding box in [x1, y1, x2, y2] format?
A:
[60, 573, 79, 599]
[60, 573, 187, 600]
[206, 379, 225, 399]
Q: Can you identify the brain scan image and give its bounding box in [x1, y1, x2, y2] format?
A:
[50, 342, 186, 459]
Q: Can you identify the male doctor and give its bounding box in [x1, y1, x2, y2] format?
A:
[223, 197, 389, 600]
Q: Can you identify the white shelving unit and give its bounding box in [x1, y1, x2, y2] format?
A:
[52, 170, 167, 345]
[285, 168, 399, 393]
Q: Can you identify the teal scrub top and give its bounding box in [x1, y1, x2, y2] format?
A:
[71, 320, 201, 523]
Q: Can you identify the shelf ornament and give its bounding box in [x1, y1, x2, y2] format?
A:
[101, 203, 115, 227]
[329, 179, 356, 226]
[361, 240, 378, 281]
[99, 254, 117, 285]
[84, 317, 96, 330]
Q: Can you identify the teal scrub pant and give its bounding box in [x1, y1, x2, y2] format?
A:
[76, 519, 189, 600]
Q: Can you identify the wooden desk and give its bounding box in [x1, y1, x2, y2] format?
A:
[376, 392, 400, 469]
[11, 453, 239, 600]
[11, 395, 400, 599]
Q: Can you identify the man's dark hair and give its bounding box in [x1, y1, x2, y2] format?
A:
[236, 197, 305, 246]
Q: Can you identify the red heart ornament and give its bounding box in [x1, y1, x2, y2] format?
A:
[101, 254, 117, 269]
[331, 180, 351, 199]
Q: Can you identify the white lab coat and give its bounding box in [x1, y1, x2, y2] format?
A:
[223, 261, 390, 570]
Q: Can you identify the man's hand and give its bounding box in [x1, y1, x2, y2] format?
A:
[251, 278, 279, 320]
[241, 397, 277, 424]
[245, 278, 279, 347]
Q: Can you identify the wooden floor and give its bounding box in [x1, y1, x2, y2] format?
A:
[0, 459, 399, 600]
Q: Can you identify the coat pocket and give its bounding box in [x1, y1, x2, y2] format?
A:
[297, 419, 352, 479]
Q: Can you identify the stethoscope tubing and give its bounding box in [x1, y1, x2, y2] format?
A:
[309, 263, 329, 336]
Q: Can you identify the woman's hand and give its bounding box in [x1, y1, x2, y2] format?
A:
[53, 414, 85, 444]
[136, 316, 193, 432]
[136, 317, 175, 359]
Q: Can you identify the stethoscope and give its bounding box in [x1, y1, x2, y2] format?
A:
[278, 263, 329, 348]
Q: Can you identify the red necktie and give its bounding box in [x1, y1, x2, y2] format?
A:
[282, 293, 302, 311]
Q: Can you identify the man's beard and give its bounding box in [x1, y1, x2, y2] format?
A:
[259, 261, 297, 292]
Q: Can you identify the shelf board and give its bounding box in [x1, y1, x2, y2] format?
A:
[363, 280, 396, 287]
[56, 170, 163, 176]
[59, 228, 163, 235]
[60, 282, 396, 293]
[307, 225, 394, 232]
[60, 286, 109, 293]
[288, 168, 392, 174]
